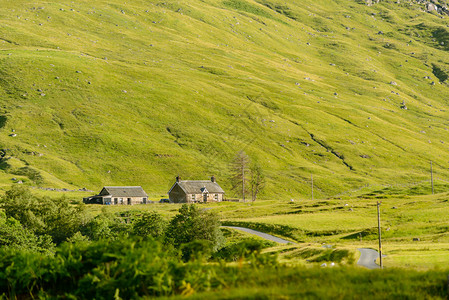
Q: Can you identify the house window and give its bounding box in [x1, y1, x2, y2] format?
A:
[191, 194, 195, 202]
[119, 198, 123, 204]
[214, 194, 219, 201]
[114, 198, 118, 205]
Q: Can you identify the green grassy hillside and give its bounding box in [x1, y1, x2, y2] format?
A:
[1, 0, 449, 198]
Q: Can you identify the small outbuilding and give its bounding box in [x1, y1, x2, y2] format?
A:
[83, 186, 149, 205]
[168, 176, 225, 203]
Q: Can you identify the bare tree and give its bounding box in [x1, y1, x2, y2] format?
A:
[230, 151, 250, 202]
[250, 162, 265, 202]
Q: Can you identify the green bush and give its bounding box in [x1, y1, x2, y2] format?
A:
[132, 211, 167, 239]
[213, 238, 273, 261]
[0, 185, 88, 245]
[165, 204, 225, 251]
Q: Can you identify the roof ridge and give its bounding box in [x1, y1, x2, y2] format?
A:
[104, 186, 143, 188]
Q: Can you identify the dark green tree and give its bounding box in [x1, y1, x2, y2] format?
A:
[132, 211, 167, 238]
[0, 210, 54, 253]
[0, 185, 89, 244]
[164, 204, 224, 251]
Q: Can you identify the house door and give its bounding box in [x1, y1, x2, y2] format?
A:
[127, 198, 131, 205]
[203, 193, 208, 203]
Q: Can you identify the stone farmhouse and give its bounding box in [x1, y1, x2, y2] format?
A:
[168, 176, 225, 203]
[83, 186, 149, 205]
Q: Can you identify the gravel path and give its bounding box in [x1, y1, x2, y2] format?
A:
[224, 226, 294, 244]
[357, 248, 381, 269]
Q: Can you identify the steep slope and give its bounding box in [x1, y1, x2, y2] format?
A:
[0, 0, 449, 198]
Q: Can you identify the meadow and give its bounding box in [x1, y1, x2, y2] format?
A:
[1, 182, 449, 298]
[79, 180, 449, 270]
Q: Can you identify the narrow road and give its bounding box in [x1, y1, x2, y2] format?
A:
[357, 248, 381, 269]
[224, 226, 294, 244]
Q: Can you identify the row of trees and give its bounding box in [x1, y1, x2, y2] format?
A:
[230, 151, 265, 202]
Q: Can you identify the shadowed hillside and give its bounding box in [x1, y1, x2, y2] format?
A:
[0, 0, 449, 198]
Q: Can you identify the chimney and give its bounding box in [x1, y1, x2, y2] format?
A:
[211, 175, 215, 183]
[176, 175, 180, 182]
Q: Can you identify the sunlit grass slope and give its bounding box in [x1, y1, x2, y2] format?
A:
[0, 0, 449, 198]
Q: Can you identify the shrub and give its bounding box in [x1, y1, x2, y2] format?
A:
[213, 238, 273, 261]
[132, 211, 167, 239]
[0, 186, 88, 245]
[165, 204, 225, 251]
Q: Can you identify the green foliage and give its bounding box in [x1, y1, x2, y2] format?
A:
[222, 220, 301, 241]
[0, 185, 88, 245]
[131, 211, 167, 239]
[180, 240, 213, 262]
[0, 211, 54, 253]
[213, 238, 274, 261]
[165, 204, 225, 251]
[81, 211, 130, 241]
[0, 239, 447, 299]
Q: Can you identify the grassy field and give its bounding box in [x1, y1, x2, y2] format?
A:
[0, 0, 448, 199]
[83, 182, 449, 270]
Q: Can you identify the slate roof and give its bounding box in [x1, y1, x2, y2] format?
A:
[99, 186, 148, 197]
[175, 180, 225, 194]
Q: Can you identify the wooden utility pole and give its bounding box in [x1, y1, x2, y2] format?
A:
[242, 165, 246, 202]
[377, 201, 383, 269]
[311, 174, 314, 200]
[431, 161, 434, 194]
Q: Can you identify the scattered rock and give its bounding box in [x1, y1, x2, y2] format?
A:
[413, 237, 420, 241]
[400, 101, 408, 110]
[390, 81, 397, 85]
